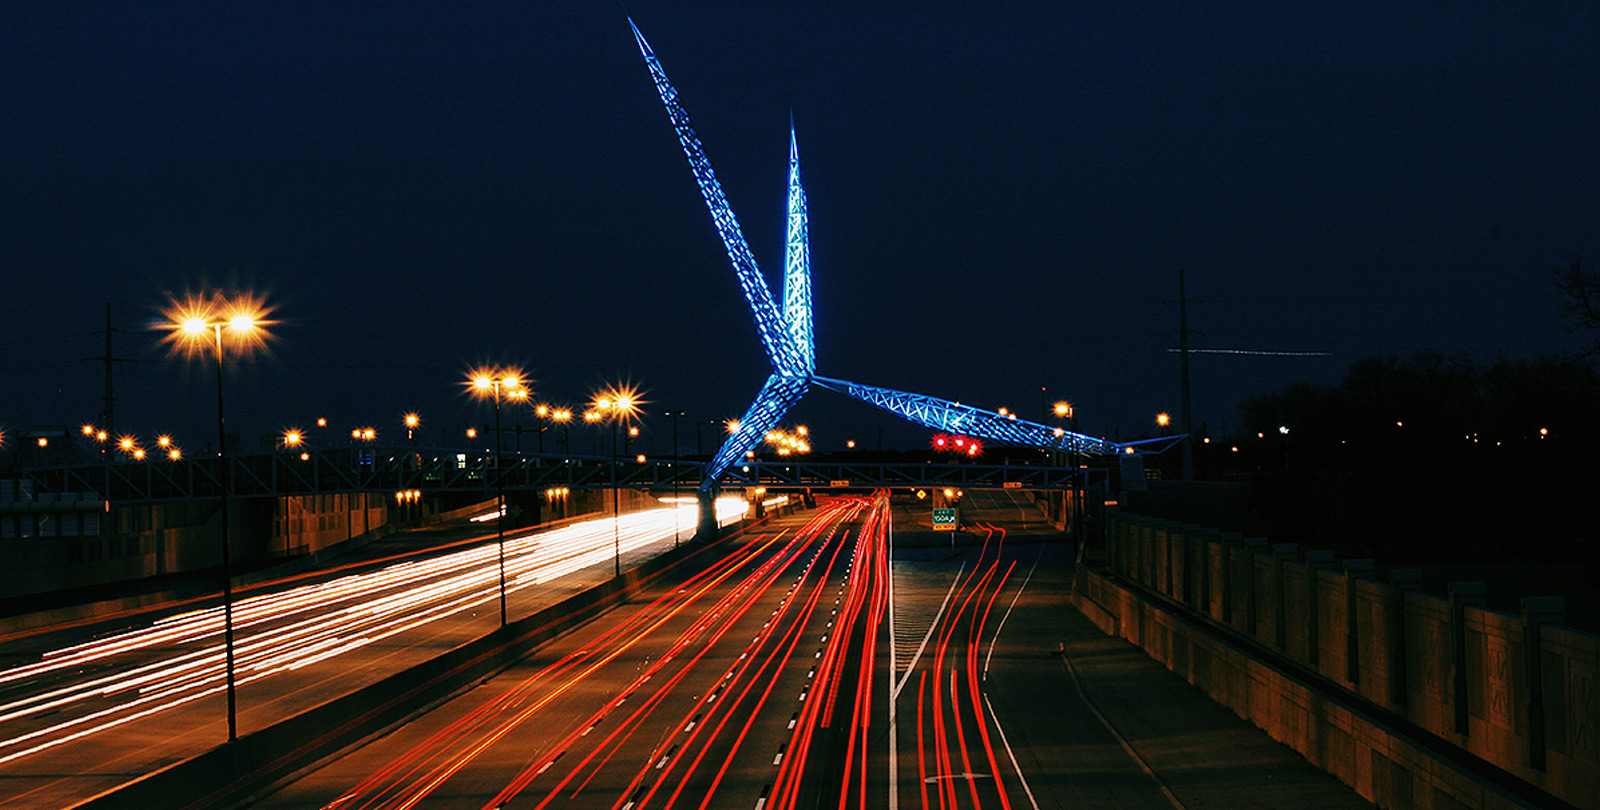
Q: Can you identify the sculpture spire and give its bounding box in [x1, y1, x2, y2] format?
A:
[784, 124, 814, 375]
[628, 19, 805, 375]
[628, 18, 1169, 493]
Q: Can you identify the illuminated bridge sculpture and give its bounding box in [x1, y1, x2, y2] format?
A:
[630, 20, 1170, 503]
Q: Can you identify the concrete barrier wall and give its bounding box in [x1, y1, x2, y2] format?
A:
[1075, 566, 1541, 810]
[1096, 508, 1599, 810]
[1541, 624, 1600, 804]
[1404, 590, 1455, 742]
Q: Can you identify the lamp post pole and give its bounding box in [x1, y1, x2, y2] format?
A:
[209, 324, 239, 743]
[493, 383, 507, 627]
[665, 409, 685, 546]
[163, 294, 275, 743]
[612, 415, 621, 577]
[1071, 410, 1085, 547]
[471, 369, 522, 628]
[536, 405, 548, 456]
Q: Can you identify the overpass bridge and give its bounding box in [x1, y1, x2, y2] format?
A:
[17, 445, 1088, 506]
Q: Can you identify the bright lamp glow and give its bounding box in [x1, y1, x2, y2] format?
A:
[160, 290, 275, 358]
[593, 384, 644, 421]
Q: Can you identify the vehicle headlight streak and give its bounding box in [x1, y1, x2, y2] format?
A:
[0, 499, 744, 767]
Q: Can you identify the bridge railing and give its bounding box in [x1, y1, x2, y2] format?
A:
[19, 447, 1080, 504]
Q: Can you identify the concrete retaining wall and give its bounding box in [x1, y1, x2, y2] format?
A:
[1083, 508, 1597, 810]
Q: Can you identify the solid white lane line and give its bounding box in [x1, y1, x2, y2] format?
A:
[983, 694, 1041, 810]
[1059, 643, 1187, 810]
[983, 543, 1043, 677]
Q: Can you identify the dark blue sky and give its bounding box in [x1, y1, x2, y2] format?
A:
[4, 3, 1598, 455]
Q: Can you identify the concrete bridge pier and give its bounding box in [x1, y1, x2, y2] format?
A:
[695, 488, 720, 543]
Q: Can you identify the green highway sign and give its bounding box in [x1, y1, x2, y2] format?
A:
[932, 508, 958, 531]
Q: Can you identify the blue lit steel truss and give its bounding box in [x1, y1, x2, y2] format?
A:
[706, 373, 811, 483]
[811, 377, 1123, 455]
[630, 20, 807, 377]
[630, 19, 1171, 491]
[784, 127, 814, 375]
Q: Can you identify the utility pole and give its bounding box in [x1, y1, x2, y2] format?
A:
[88, 303, 132, 458]
[1178, 269, 1194, 481]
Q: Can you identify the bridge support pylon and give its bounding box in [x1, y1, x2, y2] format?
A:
[695, 487, 720, 544]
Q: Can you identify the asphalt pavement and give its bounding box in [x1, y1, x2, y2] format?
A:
[243, 491, 1372, 809]
[0, 502, 727, 810]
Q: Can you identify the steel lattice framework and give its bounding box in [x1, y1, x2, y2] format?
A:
[811, 377, 1125, 455]
[630, 20, 806, 377]
[630, 19, 1173, 492]
[705, 372, 811, 490]
[783, 127, 814, 376]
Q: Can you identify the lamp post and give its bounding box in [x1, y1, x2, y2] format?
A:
[470, 367, 523, 626]
[593, 386, 641, 577]
[610, 414, 619, 576]
[550, 407, 572, 458]
[507, 387, 529, 453]
[663, 409, 685, 546]
[162, 290, 272, 743]
[534, 404, 550, 455]
[1053, 400, 1078, 539]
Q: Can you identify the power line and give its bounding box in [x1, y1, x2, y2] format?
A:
[1166, 348, 1332, 357]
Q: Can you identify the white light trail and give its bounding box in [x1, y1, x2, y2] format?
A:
[0, 498, 746, 768]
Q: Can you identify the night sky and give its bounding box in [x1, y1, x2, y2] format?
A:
[5, 3, 1598, 457]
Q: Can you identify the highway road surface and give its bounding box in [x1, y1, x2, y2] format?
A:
[0, 498, 745, 809]
[252, 492, 1372, 810]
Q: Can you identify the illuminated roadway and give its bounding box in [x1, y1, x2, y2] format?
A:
[256, 496, 887, 810]
[251, 493, 1373, 810]
[0, 492, 1373, 809]
[0, 498, 745, 810]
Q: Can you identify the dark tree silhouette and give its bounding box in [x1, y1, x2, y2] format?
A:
[1554, 253, 1600, 355]
[1235, 351, 1600, 566]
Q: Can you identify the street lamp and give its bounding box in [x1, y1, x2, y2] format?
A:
[506, 388, 529, 452]
[1054, 400, 1085, 548]
[404, 412, 420, 446]
[593, 385, 643, 576]
[663, 409, 686, 546]
[160, 289, 273, 743]
[534, 404, 550, 455]
[550, 407, 573, 457]
[467, 366, 523, 626]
